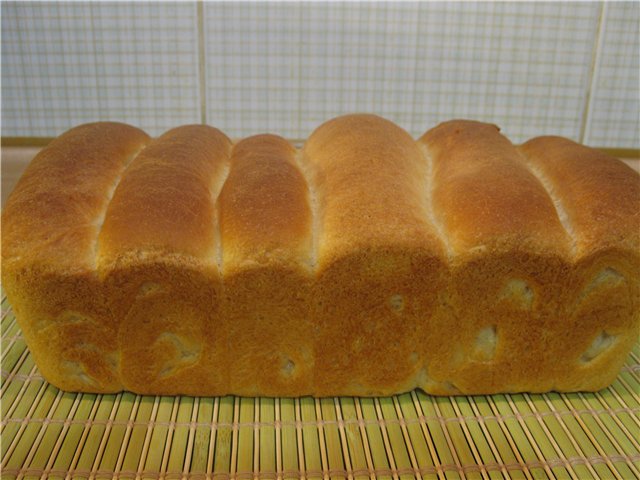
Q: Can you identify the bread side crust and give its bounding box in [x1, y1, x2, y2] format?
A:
[2, 117, 638, 396]
[304, 115, 447, 395]
[219, 134, 314, 396]
[520, 137, 640, 391]
[97, 125, 232, 394]
[1, 122, 150, 392]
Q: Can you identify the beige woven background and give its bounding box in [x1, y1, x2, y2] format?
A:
[2, 1, 639, 148]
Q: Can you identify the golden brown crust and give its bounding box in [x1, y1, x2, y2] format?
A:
[219, 134, 312, 272]
[519, 136, 640, 391]
[303, 114, 448, 395]
[419, 120, 571, 258]
[1, 122, 150, 392]
[519, 135, 640, 257]
[218, 134, 314, 396]
[2, 122, 150, 272]
[418, 121, 572, 393]
[2, 117, 638, 396]
[304, 114, 447, 262]
[98, 124, 232, 265]
[111, 263, 223, 395]
[98, 125, 233, 394]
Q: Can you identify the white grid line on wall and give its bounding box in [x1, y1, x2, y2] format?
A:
[1, 1, 201, 136]
[1, 1, 639, 148]
[584, 1, 640, 149]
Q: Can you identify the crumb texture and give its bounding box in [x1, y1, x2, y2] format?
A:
[2, 115, 639, 396]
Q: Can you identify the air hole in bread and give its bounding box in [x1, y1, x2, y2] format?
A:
[34, 318, 50, 332]
[579, 268, 624, 301]
[442, 381, 461, 394]
[500, 279, 533, 309]
[62, 312, 87, 323]
[156, 332, 201, 378]
[39, 311, 100, 331]
[138, 282, 162, 296]
[73, 341, 101, 354]
[415, 367, 429, 387]
[159, 333, 200, 362]
[417, 371, 462, 395]
[56, 311, 97, 326]
[474, 326, 497, 361]
[282, 359, 296, 377]
[451, 348, 465, 366]
[581, 331, 617, 363]
[468, 245, 487, 254]
[106, 351, 119, 371]
[75, 371, 93, 385]
[388, 294, 405, 313]
[62, 360, 97, 386]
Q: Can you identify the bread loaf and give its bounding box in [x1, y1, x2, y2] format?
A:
[2, 115, 639, 396]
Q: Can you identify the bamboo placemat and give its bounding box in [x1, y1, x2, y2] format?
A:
[1, 294, 639, 479]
